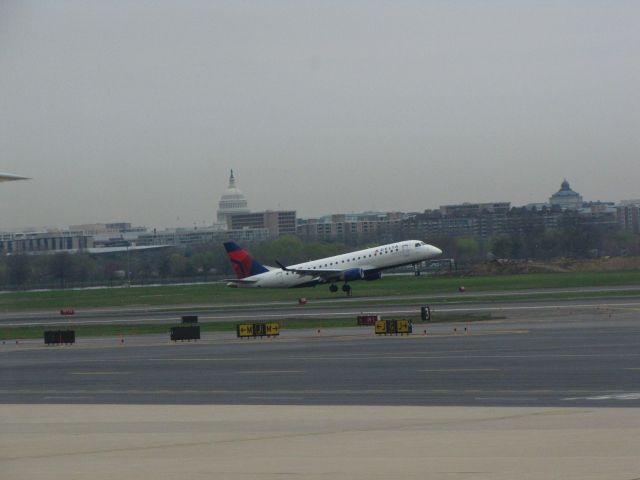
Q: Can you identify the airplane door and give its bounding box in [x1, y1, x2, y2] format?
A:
[276, 271, 284, 286]
[403, 245, 409, 257]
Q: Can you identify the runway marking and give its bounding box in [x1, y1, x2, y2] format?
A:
[43, 396, 94, 400]
[247, 396, 304, 401]
[71, 371, 132, 375]
[146, 357, 254, 362]
[238, 370, 305, 375]
[563, 393, 640, 401]
[420, 368, 500, 372]
[1, 388, 616, 403]
[286, 352, 640, 360]
[476, 397, 539, 402]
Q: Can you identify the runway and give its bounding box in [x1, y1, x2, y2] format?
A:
[2, 299, 640, 407]
[2, 286, 640, 327]
[3, 293, 640, 480]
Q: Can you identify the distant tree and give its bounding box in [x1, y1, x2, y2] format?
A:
[159, 255, 172, 278]
[257, 235, 305, 265]
[453, 237, 481, 259]
[302, 242, 345, 262]
[7, 255, 30, 286]
[556, 214, 597, 258]
[190, 251, 215, 274]
[103, 261, 122, 283]
[169, 252, 189, 277]
[74, 254, 99, 282]
[49, 252, 75, 288]
[490, 236, 512, 258]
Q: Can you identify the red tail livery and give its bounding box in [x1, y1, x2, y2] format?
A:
[223, 242, 269, 279]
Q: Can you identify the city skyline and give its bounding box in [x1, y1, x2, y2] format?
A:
[1, 1, 638, 230]
[0, 174, 628, 234]
[0, 169, 631, 233]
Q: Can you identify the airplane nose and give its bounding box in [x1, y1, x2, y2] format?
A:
[432, 246, 443, 256]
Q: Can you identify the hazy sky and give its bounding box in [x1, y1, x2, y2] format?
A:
[1, 1, 638, 230]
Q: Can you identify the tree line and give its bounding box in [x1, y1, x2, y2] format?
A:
[0, 237, 348, 290]
[1, 219, 638, 290]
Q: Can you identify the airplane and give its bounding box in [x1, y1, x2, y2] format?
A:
[224, 239, 442, 295]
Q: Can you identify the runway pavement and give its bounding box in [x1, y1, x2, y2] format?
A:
[3, 293, 640, 480]
[2, 287, 640, 327]
[2, 299, 640, 407]
[3, 405, 640, 480]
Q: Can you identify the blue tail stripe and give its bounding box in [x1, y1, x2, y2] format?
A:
[223, 241, 242, 253]
[250, 259, 269, 275]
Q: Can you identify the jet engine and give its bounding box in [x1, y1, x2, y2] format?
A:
[341, 268, 365, 282]
[363, 270, 382, 281]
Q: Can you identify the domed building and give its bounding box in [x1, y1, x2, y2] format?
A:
[549, 179, 583, 210]
[217, 169, 250, 227]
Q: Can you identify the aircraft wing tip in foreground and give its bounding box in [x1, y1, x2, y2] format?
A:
[0, 173, 30, 182]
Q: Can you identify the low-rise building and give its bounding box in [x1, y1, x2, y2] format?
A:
[617, 204, 640, 234]
[228, 210, 297, 238]
[135, 227, 269, 247]
[296, 212, 405, 242]
[0, 231, 94, 254]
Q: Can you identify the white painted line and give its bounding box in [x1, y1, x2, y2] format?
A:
[71, 371, 132, 375]
[420, 368, 500, 372]
[563, 393, 640, 401]
[239, 370, 305, 375]
[146, 358, 252, 362]
[432, 302, 640, 313]
[43, 396, 94, 400]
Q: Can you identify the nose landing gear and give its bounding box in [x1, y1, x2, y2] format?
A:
[413, 262, 422, 276]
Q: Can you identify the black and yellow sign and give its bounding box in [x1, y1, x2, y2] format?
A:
[374, 319, 412, 335]
[397, 319, 412, 334]
[237, 322, 280, 338]
[374, 320, 387, 334]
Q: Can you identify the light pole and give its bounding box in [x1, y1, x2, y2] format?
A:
[126, 242, 131, 287]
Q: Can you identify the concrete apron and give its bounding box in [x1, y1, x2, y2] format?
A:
[1, 405, 639, 480]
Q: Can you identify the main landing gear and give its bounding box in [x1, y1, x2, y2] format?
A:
[413, 262, 422, 277]
[329, 283, 352, 296]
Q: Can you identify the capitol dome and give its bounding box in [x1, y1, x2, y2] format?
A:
[217, 170, 249, 225]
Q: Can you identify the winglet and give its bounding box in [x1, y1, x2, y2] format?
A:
[275, 260, 289, 271]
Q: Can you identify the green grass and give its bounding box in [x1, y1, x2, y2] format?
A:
[1, 270, 639, 312]
[0, 313, 496, 341]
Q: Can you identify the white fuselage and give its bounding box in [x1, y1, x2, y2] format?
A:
[234, 240, 441, 288]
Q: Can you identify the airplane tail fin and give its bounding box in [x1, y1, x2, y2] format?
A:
[223, 241, 269, 279]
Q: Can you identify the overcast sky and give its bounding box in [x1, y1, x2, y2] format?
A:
[1, 1, 638, 230]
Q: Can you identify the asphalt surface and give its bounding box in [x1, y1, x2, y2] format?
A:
[2, 299, 640, 407]
[3, 285, 640, 327]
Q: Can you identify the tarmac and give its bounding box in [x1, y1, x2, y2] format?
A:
[2, 404, 640, 480]
[2, 302, 640, 407]
[2, 294, 640, 478]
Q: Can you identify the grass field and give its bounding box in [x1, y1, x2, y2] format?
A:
[0, 312, 495, 341]
[1, 270, 639, 313]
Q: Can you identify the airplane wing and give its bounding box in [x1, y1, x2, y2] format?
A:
[276, 261, 376, 283]
[0, 173, 30, 182]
